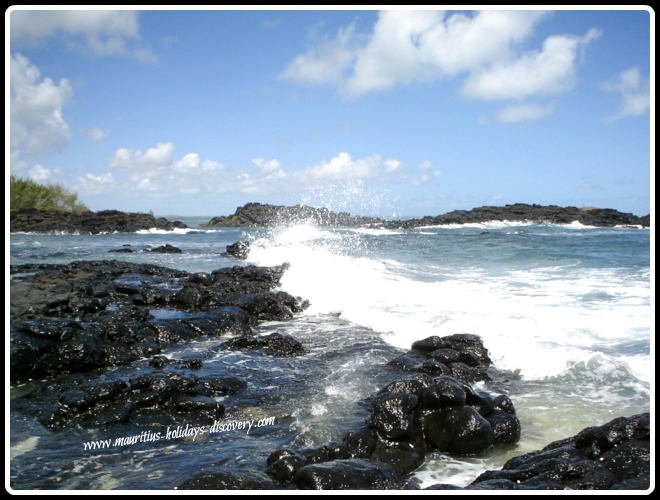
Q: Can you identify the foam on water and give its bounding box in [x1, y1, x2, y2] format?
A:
[247, 222, 651, 386]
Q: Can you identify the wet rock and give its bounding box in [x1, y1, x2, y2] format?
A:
[178, 471, 277, 490]
[224, 240, 251, 259]
[340, 427, 377, 459]
[10, 261, 306, 383]
[427, 406, 495, 455]
[600, 440, 650, 482]
[420, 359, 452, 376]
[267, 450, 306, 482]
[198, 376, 248, 396]
[370, 393, 419, 441]
[173, 395, 225, 419]
[148, 244, 183, 254]
[573, 413, 650, 459]
[109, 246, 138, 253]
[488, 410, 522, 445]
[420, 376, 467, 409]
[27, 367, 246, 430]
[462, 413, 650, 490]
[292, 459, 399, 490]
[395, 334, 493, 384]
[225, 332, 305, 356]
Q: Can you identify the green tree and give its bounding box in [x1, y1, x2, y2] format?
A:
[10, 176, 89, 213]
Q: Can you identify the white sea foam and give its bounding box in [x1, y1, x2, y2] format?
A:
[247, 222, 650, 383]
[135, 227, 202, 235]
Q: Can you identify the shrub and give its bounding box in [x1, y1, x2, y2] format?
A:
[10, 176, 89, 213]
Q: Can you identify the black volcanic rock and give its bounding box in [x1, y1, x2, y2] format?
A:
[10, 208, 188, 234]
[205, 202, 649, 229]
[266, 359, 521, 489]
[384, 204, 649, 229]
[9, 260, 307, 384]
[205, 202, 381, 227]
[460, 413, 651, 491]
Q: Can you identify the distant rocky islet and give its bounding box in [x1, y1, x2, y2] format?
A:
[9, 202, 649, 234]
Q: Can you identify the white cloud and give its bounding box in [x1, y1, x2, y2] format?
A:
[82, 127, 109, 143]
[279, 22, 359, 86]
[10, 9, 155, 61]
[462, 29, 601, 100]
[281, 10, 558, 99]
[252, 158, 286, 178]
[10, 53, 72, 157]
[483, 103, 555, 124]
[78, 142, 424, 205]
[344, 10, 546, 97]
[78, 172, 115, 194]
[384, 159, 402, 173]
[281, 10, 600, 124]
[305, 152, 382, 180]
[418, 160, 433, 170]
[601, 67, 650, 121]
[28, 164, 55, 181]
[109, 142, 175, 171]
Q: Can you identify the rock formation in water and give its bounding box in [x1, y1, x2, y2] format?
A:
[207, 202, 650, 229]
[10, 208, 189, 234]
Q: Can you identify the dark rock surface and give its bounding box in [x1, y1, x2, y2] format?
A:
[224, 240, 251, 259]
[387, 333, 497, 383]
[10, 208, 189, 234]
[30, 368, 242, 430]
[450, 412, 651, 491]
[265, 336, 522, 490]
[206, 202, 649, 229]
[10, 260, 308, 384]
[206, 202, 381, 227]
[384, 203, 650, 229]
[178, 470, 277, 490]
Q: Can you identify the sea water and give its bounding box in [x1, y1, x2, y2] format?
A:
[8, 218, 651, 489]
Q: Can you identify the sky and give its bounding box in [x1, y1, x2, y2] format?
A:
[6, 7, 653, 217]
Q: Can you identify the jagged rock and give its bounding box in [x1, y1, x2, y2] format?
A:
[461, 413, 650, 491]
[205, 202, 381, 228]
[178, 471, 277, 490]
[9, 260, 307, 383]
[10, 208, 188, 234]
[292, 459, 399, 490]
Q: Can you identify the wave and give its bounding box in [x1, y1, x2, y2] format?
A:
[135, 227, 209, 235]
[246, 222, 650, 384]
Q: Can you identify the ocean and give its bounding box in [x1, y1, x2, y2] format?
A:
[8, 218, 651, 490]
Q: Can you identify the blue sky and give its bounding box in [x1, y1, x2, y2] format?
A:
[7, 7, 652, 217]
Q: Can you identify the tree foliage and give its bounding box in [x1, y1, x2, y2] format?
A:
[10, 176, 89, 213]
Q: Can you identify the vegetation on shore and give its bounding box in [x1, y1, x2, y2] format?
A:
[10, 176, 89, 213]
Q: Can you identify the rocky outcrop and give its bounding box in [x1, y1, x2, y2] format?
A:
[10, 260, 308, 384]
[265, 335, 521, 490]
[10, 208, 189, 234]
[427, 412, 650, 491]
[205, 202, 381, 227]
[207, 203, 649, 230]
[387, 333, 497, 384]
[384, 204, 650, 229]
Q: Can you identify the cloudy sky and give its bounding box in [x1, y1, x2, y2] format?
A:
[7, 7, 652, 217]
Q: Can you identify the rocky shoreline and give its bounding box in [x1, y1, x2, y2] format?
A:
[207, 202, 650, 229]
[9, 203, 650, 235]
[205, 202, 381, 228]
[10, 208, 189, 234]
[9, 252, 650, 491]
